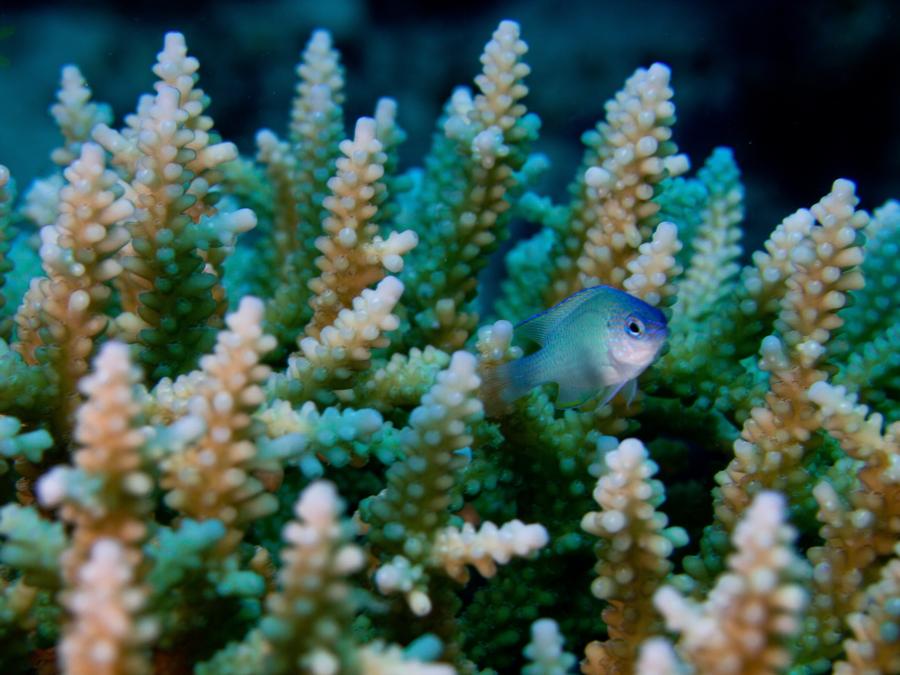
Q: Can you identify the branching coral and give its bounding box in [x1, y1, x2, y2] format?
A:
[37, 341, 151, 584]
[403, 19, 535, 350]
[672, 147, 743, 322]
[653, 492, 807, 674]
[433, 519, 548, 583]
[0, 18, 896, 675]
[363, 351, 486, 613]
[622, 220, 682, 308]
[93, 32, 249, 380]
[523, 618, 577, 675]
[714, 179, 868, 526]
[580, 438, 686, 673]
[59, 539, 156, 675]
[799, 381, 900, 662]
[835, 543, 900, 675]
[260, 480, 363, 673]
[161, 297, 277, 555]
[49, 65, 113, 168]
[305, 117, 417, 338]
[13, 143, 131, 434]
[543, 62, 684, 306]
[261, 29, 347, 357]
[273, 275, 406, 402]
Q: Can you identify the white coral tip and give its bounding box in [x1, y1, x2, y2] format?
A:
[297, 480, 340, 526]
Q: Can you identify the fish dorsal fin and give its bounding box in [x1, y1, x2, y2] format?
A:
[516, 285, 606, 346]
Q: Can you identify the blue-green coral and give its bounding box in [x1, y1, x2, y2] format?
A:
[0, 17, 896, 675]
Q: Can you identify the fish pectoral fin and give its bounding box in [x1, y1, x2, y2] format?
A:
[597, 380, 628, 407]
[556, 380, 628, 410]
[622, 378, 638, 406]
[555, 379, 604, 409]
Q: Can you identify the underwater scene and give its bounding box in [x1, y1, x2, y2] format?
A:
[0, 0, 898, 672]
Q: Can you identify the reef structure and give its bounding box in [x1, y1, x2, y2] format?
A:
[0, 18, 896, 675]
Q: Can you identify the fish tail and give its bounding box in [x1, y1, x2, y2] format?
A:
[479, 355, 538, 417]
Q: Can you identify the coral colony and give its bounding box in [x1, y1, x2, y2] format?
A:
[0, 18, 897, 674]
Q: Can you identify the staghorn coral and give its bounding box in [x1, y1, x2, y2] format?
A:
[580, 438, 686, 674]
[797, 381, 900, 663]
[622, 220, 682, 309]
[538, 62, 685, 308]
[0, 18, 895, 675]
[402, 19, 535, 351]
[653, 492, 807, 675]
[261, 28, 348, 359]
[59, 538, 156, 675]
[13, 142, 131, 436]
[432, 519, 548, 583]
[160, 297, 277, 556]
[92, 32, 250, 381]
[271, 275, 407, 403]
[635, 638, 684, 675]
[259, 480, 363, 673]
[671, 148, 743, 323]
[713, 179, 868, 527]
[835, 542, 900, 675]
[49, 65, 113, 169]
[362, 350, 489, 615]
[37, 341, 151, 585]
[305, 117, 417, 339]
[522, 618, 577, 675]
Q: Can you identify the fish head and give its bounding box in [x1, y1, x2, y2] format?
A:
[605, 295, 668, 371]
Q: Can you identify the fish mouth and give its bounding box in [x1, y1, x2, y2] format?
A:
[610, 338, 664, 372]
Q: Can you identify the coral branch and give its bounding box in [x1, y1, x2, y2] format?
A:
[13, 143, 131, 432]
[307, 117, 417, 337]
[262, 481, 363, 674]
[548, 62, 683, 302]
[715, 179, 868, 526]
[37, 342, 150, 584]
[161, 297, 276, 554]
[433, 519, 548, 583]
[59, 539, 156, 675]
[580, 438, 686, 673]
[654, 492, 806, 675]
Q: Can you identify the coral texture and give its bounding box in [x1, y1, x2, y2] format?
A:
[0, 19, 896, 675]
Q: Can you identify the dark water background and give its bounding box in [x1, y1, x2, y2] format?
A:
[1, 0, 897, 254]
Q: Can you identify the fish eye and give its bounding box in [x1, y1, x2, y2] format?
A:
[625, 317, 644, 337]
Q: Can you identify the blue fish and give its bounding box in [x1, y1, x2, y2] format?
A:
[483, 286, 668, 414]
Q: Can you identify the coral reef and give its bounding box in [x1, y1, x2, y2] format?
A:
[0, 17, 897, 675]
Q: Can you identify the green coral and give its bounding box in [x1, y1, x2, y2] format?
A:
[0, 167, 16, 339]
[262, 30, 347, 360]
[92, 34, 245, 381]
[401, 21, 537, 351]
[0, 505, 66, 589]
[0, 18, 895, 675]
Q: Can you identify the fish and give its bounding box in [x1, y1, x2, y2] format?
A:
[482, 285, 668, 414]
